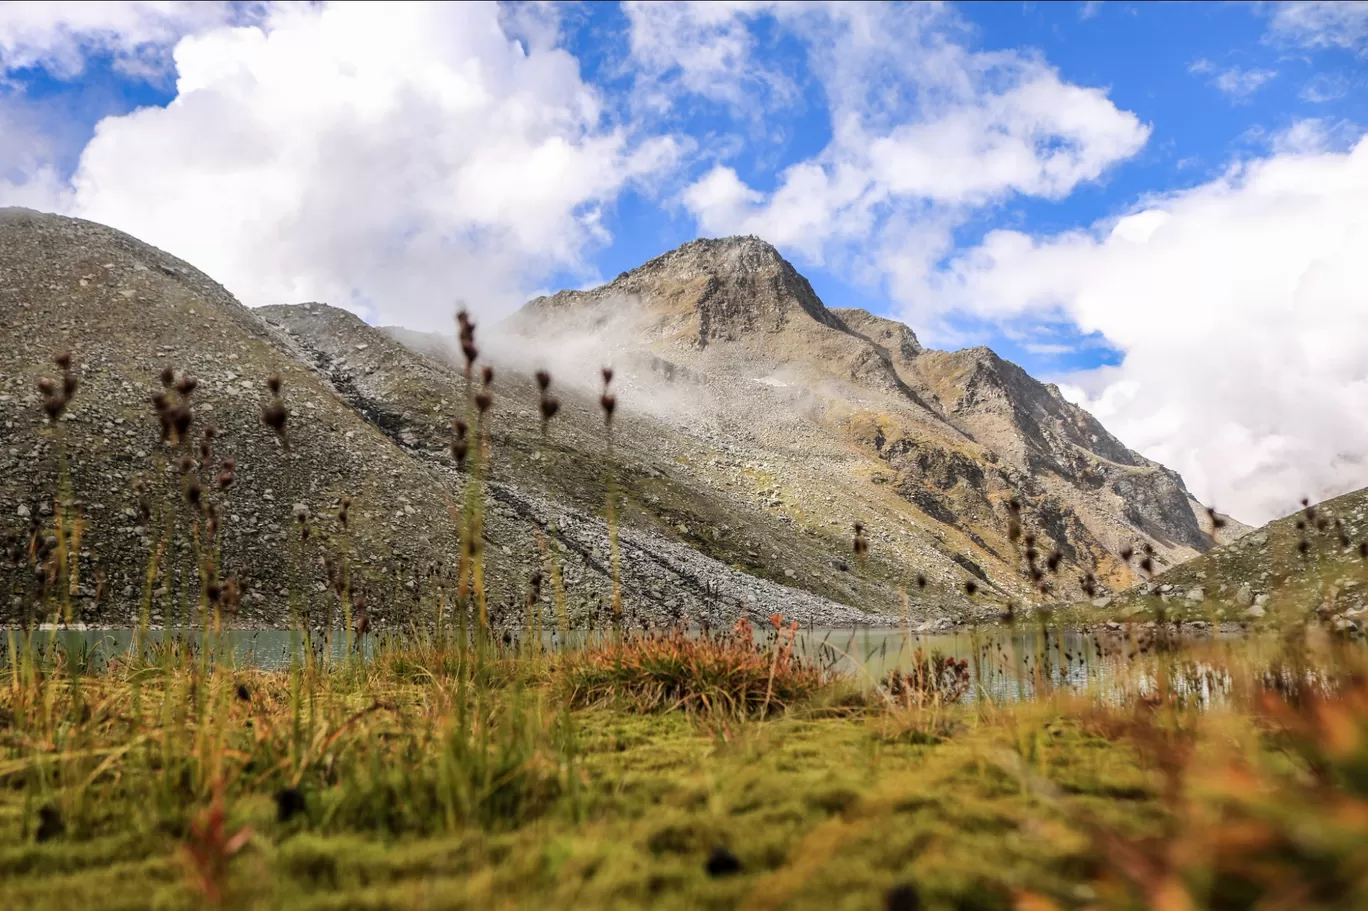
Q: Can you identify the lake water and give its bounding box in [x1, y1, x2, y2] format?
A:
[3, 624, 1251, 703]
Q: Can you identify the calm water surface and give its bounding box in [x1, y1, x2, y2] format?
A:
[5, 624, 1263, 703]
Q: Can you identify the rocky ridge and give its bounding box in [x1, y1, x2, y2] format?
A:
[0, 209, 891, 630]
[514, 235, 1237, 599]
[1102, 485, 1368, 630]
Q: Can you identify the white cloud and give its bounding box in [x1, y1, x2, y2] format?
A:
[1078, 1, 1103, 22]
[621, 0, 800, 117]
[1300, 72, 1351, 103]
[0, 1, 246, 80]
[1270, 117, 1361, 155]
[1189, 59, 1277, 100]
[0, 92, 74, 210]
[667, 4, 1148, 266]
[911, 135, 1368, 524]
[1268, 1, 1368, 54]
[2, 2, 680, 330]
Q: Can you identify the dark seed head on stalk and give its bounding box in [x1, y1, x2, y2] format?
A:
[963, 580, 978, 597]
[705, 846, 742, 878]
[216, 470, 235, 490]
[41, 394, 67, 421]
[1139, 556, 1153, 574]
[174, 375, 197, 397]
[172, 404, 193, 442]
[1081, 573, 1098, 598]
[481, 365, 494, 386]
[1206, 506, 1227, 530]
[539, 395, 560, 423]
[535, 369, 551, 391]
[600, 392, 616, 423]
[53, 350, 71, 370]
[1119, 545, 1134, 563]
[61, 371, 78, 399]
[1298, 538, 1310, 556]
[222, 576, 240, 615]
[601, 366, 614, 386]
[261, 400, 287, 440]
[236, 683, 251, 702]
[35, 805, 64, 843]
[880, 880, 924, 908]
[185, 477, 203, 511]
[474, 390, 493, 414]
[915, 572, 927, 589]
[265, 373, 282, 395]
[1046, 550, 1063, 572]
[178, 454, 195, 474]
[36, 377, 55, 396]
[275, 787, 306, 823]
[1359, 541, 1368, 560]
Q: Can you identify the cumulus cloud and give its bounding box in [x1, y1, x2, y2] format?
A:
[668, 4, 1148, 268]
[0, 1, 246, 80]
[0, 93, 72, 210]
[622, 0, 794, 114]
[909, 135, 1368, 524]
[2, 2, 679, 329]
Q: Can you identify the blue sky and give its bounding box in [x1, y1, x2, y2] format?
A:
[533, 0, 1365, 375]
[1, 1, 1366, 522]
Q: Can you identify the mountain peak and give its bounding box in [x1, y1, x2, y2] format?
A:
[524, 234, 846, 345]
[627, 234, 785, 277]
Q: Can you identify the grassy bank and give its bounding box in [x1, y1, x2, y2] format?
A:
[9, 345, 1368, 910]
[5, 621, 1368, 911]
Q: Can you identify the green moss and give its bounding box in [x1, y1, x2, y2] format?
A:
[7, 634, 1368, 910]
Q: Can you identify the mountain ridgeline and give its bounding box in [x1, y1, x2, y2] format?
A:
[1, 211, 1239, 629]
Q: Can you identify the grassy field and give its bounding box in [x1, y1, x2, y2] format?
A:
[5, 618, 1368, 911]
[8, 347, 1368, 910]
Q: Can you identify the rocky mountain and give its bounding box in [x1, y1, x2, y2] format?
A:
[512, 236, 1238, 596]
[0, 209, 880, 630]
[2, 213, 1234, 630]
[1102, 486, 1368, 627]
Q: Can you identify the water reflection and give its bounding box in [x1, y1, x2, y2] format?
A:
[2, 624, 1284, 706]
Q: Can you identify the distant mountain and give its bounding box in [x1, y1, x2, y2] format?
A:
[512, 236, 1237, 599]
[1103, 486, 1368, 624]
[1, 213, 1234, 629]
[0, 210, 877, 630]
